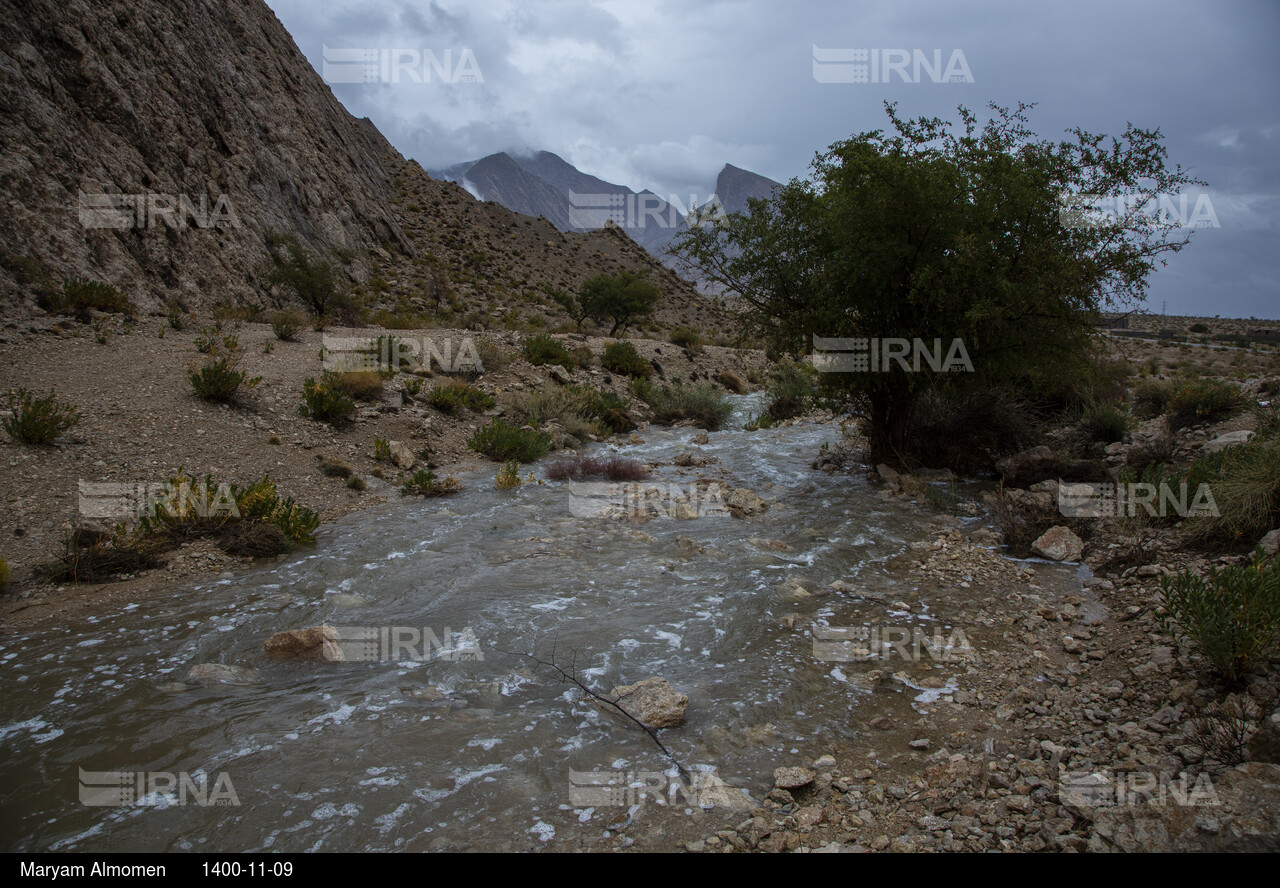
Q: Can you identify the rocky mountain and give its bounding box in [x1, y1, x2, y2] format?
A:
[0, 0, 732, 337]
[430, 151, 781, 265]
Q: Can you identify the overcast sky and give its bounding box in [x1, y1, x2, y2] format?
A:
[265, 0, 1279, 320]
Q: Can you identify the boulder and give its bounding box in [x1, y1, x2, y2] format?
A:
[1088, 762, 1280, 852]
[1203, 430, 1255, 455]
[1032, 526, 1085, 562]
[603, 677, 687, 728]
[725, 488, 768, 519]
[1259, 529, 1280, 557]
[264, 625, 344, 662]
[547, 365, 572, 385]
[388, 440, 416, 470]
[773, 766, 816, 789]
[1249, 709, 1280, 764]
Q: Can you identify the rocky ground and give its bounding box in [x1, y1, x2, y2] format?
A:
[0, 314, 764, 628]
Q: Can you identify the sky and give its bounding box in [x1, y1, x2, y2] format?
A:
[265, 0, 1280, 320]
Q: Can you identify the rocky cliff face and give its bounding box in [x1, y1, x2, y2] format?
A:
[0, 0, 412, 312]
[0, 0, 735, 335]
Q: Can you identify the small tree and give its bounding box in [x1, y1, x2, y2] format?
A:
[579, 271, 661, 336]
[265, 235, 347, 320]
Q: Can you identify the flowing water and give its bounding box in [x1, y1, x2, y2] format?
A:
[0, 395, 1082, 852]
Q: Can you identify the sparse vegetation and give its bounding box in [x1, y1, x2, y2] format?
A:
[271, 310, 304, 341]
[1158, 550, 1280, 683]
[424, 380, 495, 414]
[467, 419, 552, 463]
[633, 381, 734, 431]
[3, 388, 80, 444]
[41, 278, 135, 321]
[300, 370, 357, 424]
[400, 469, 463, 497]
[188, 333, 261, 403]
[523, 334, 574, 371]
[602, 341, 652, 379]
[1167, 379, 1243, 430]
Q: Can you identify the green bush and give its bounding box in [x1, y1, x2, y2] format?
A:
[1076, 398, 1131, 444]
[189, 355, 260, 403]
[271, 310, 304, 341]
[42, 278, 135, 320]
[670, 327, 704, 352]
[425, 380, 495, 414]
[467, 419, 551, 463]
[635, 381, 733, 431]
[1168, 379, 1242, 430]
[1190, 323, 1211, 334]
[1183, 432, 1280, 545]
[373, 437, 392, 463]
[1158, 550, 1280, 682]
[3, 388, 80, 444]
[602, 341, 652, 379]
[1132, 379, 1174, 419]
[523, 334, 573, 371]
[300, 370, 356, 424]
[765, 360, 814, 421]
[0, 556, 10, 591]
[400, 469, 462, 497]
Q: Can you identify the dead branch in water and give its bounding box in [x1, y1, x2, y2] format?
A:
[504, 642, 690, 784]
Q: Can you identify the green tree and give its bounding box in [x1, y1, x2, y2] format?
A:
[265, 234, 348, 321]
[671, 101, 1202, 459]
[579, 271, 661, 336]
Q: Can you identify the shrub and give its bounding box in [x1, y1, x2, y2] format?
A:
[1190, 323, 1211, 334]
[1132, 378, 1174, 419]
[319, 457, 353, 478]
[373, 437, 392, 463]
[467, 419, 551, 463]
[265, 234, 355, 321]
[332, 370, 384, 402]
[718, 370, 748, 394]
[903, 390, 1043, 474]
[400, 469, 463, 497]
[1076, 398, 1131, 445]
[1158, 550, 1280, 683]
[3, 388, 80, 444]
[523, 334, 573, 371]
[0, 557, 9, 591]
[670, 327, 704, 352]
[765, 359, 814, 421]
[474, 339, 509, 373]
[40, 524, 165, 583]
[188, 343, 261, 403]
[425, 380, 495, 414]
[495, 460, 523, 489]
[346, 475, 366, 492]
[635, 381, 733, 431]
[1167, 379, 1243, 430]
[546, 455, 650, 482]
[42, 278, 135, 320]
[271, 310, 304, 341]
[167, 303, 188, 330]
[602, 341, 651, 379]
[300, 370, 356, 424]
[1183, 433, 1280, 546]
[572, 345, 595, 369]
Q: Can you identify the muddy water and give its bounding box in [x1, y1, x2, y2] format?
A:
[0, 396, 1083, 851]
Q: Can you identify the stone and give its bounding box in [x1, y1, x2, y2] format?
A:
[1259, 529, 1280, 557]
[1203, 430, 1255, 454]
[603, 677, 687, 728]
[773, 767, 816, 790]
[264, 625, 344, 661]
[1031, 526, 1085, 562]
[1088, 762, 1280, 852]
[388, 440, 416, 470]
[693, 432, 709, 445]
[1249, 709, 1280, 764]
[547, 365, 572, 385]
[725, 488, 768, 519]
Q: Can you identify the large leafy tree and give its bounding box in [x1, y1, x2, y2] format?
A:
[578, 270, 662, 336]
[672, 101, 1203, 458]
